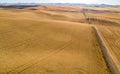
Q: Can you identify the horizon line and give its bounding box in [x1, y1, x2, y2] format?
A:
[0, 3, 120, 5]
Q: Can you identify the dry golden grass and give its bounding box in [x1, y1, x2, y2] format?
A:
[96, 25, 120, 73]
[26, 6, 82, 12]
[88, 9, 120, 73]
[1, 6, 119, 74]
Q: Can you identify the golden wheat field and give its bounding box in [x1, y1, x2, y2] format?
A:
[0, 6, 120, 74]
[87, 9, 120, 73]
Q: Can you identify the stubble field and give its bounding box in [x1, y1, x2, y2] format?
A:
[0, 6, 120, 74]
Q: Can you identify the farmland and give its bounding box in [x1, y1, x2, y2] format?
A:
[0, 6, 120, 74]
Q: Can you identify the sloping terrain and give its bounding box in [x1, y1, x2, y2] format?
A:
[26, 6, 82, 12]
[89, 11, 120, 73]
[97, 25, 120, 73]
[0, 7, 110, 74]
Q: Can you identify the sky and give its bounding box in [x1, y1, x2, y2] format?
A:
[0, 0, 120, 5]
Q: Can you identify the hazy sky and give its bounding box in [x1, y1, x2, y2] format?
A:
[0, 0, 120, 5]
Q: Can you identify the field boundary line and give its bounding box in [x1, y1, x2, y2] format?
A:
[91, 26, 118, 74]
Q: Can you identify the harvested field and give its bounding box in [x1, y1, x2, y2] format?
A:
[93, 25, 120, 74]
[89, 10, 120, 73]
[0, 6, 120, 74]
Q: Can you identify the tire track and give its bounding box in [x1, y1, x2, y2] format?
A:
[6, 38, 73, 74]
[19, 39, 73, 74]
[6, 30, 74, 74]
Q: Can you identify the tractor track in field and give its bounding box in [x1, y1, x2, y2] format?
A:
[5, 31, 74, 74]
[0, 27, 47, 50]
[18, 39, 73, 74]
[6, 38, 73, 74]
